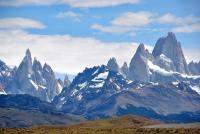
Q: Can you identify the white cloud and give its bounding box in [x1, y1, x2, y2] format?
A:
[0, 29, 139, 74]
[0, 30, 199, 75]
[56, 11, 81, 21]
[91, 11, 154, 34]
[65, 0, 139, 8]
[157, 14, 200, 33]
[157, 14, 200, 25]
[172, 23, 200, 33]
[111, 11, 153, 27]
[92, 12, 200, 34]
[0, 0, 139, 7]
[183, 48, 200, 63]
[91, 24, 134, 34]
[0, 17, 46, 30]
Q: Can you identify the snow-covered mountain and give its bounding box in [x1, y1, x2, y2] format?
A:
[1, 49, 68, 102]
[0, 60, 16, 95]
[152, 32, 189, 74]
[127, 32, 200, 86]
[1, 32, 200, 122]
[54, 65, 200, 122]
[53, 32, 200, 122]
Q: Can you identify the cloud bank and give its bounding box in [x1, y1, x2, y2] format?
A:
[0, 29, 139, 74]
[0, 29, 199, 75]
[0, 0, 139, 8]
[0, 17, 46, 30]
[91, 12, 200, 34]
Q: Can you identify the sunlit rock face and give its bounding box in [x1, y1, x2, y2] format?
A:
[5, 49, 65, 102]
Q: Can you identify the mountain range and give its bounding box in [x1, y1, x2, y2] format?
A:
[0, 32, 200, 125]
[0, 49, 71, 102]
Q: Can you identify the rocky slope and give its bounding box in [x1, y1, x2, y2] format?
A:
[0, 94, 85, 128]
[54, 32, 200, 122]
[54, 65, 200, 122]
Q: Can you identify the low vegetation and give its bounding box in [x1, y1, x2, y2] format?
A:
[1, 115, 200, 134]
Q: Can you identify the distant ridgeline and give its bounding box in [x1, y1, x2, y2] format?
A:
[1, 32, 200, 123]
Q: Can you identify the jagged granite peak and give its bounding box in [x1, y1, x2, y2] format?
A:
[43, 63, 55, 77]
[53, 65, 133, 113]
[136, 43, 146, 54]
[32, 57, 44, 85]
[152, 32, 189, 74]
[120, 62, 129, 77]
[5, 49, 63, 102]
[16, 49, 33, 81]
[0, 84, 6, 94]
[0, 60, 15, 94]
[64, 74, 71, 88]
[26, 48, 31, 57]
[188, 61, 200, 75]
[33, 57, 42, 71]
[57, 78, 64, 87]
[0, 60, 9, 71]
[129, 43, 151, 82]
[54, 65, 200, 122]
[152, 32, 177, 57]
[0, 60, 16, 77]
[42, 62, 62, 100]
[107, 57, 119, 72]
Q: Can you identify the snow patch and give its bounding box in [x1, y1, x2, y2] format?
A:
[148, 60, 200, 79]
[38, 85, 46, 89]
[89, 81, 104, 88]
[29, 79, 39, 90]
[150, 82, 159, 86]
[114, 83, 121, 90]
[180, 74, 200, 79]
[147, 60, 172, 76]
[160, 54, 172, 63]
[92, 68, 99, 75]
[71, 89, 78, 96]
[172, 81, 179, 85]
[0, 90, 7, 95]
[60, 97, 65, 101]
[27, 73, 32, 78]
[91, 71, 108, 82]
[127, 80, 133, 84]
[120, 105, 127, 110]
[190, 86, 200, 95]
[78, 82, 87, 89]
[77, 94, 83, 101]
[96, 71, 109, 79]
[57, 83, 63, 93]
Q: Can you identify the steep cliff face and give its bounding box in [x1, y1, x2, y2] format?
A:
[152, 32, 189, 74]
[107, 57, 120, 72]
[6, 49, 64, 102]
[127, 32, 197, 83]
[120, 62, 129, 77]
[129, 43, 151, 82]
[54, 65, 200, 122]
[0, 60, 15, 94]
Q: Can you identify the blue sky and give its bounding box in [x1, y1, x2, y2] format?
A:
[0, 0, 200, 47]
[0, 0, 200, 74]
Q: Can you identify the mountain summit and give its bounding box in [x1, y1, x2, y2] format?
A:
[107, 57, 119, 72]
[129, 43, 151, 82]
[6, 49, 64, 102]
[127, 32, 197, 83]
[152, 32, 189, 74]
